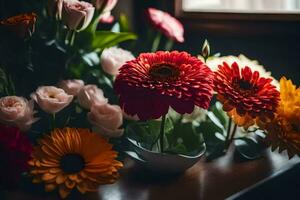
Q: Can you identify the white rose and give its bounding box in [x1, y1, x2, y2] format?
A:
[88, 103, 123, 138]
[100, 47, 135, 76]
[58, 79, 84, 96]
[77, 84, 107, 109]
[31, 86, 73, 114]
[0, 96, 38, 131]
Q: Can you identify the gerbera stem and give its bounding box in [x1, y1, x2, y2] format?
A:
[164, 39, 174, 51]
[225, 118, 232, 149]
[159, 114, 166, 153]
[151, 32, 162, 52]
[227, 123, 238, 150]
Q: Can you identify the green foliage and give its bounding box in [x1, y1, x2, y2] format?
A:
[126, 117, 205, 156]
[92, 31, 137, 50]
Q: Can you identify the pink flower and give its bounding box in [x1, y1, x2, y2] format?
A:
[58, 79, 84, 96]
[62, 0, 95, 31]
[47, 0, 63, 19]
[99, 11, 114, 24]
[77, 85, 108, 109]
[0, 96, 38, 131]
[88, 103, 123, 137]
[92, 0, 118, 12]
[101, 47, 135, 76]
[31, 86, 73, 114]
[146, 8, 184, 43]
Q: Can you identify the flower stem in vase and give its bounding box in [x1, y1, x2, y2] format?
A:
[224, 118, 232, 150]
[151, 32, 162, 52]
[159, 114, 166, 153]
[226, 123, 238, 150]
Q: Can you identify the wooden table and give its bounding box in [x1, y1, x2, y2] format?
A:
[6, 148, 299, 200]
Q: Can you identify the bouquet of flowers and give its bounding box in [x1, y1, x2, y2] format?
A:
[1, 0, 300, 199]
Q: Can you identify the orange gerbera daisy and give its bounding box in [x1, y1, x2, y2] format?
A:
[214, 62, 280, 129]
[29, 128, 123, 199]
[264, 77, 300, 158]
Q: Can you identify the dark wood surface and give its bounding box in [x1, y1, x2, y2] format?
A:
[5, 148, 300, 200]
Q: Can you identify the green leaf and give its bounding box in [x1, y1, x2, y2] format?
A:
[125, 118, 174, 150]
[167, 122, 205, 155]
[234, 137, 264, 160]
[119, 14, 130, 32]
[211, 101, 229, 128]
[198, 121, 226, 160]
[82, 52, 100, 67]
[92, 31, 137, 49]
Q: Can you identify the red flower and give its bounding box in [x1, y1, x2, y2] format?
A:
[0, 125, 32, 188]
[214, 62, 280, 128]
[146, 8, 184, 43]
[114, 51, 214, 120]
[0, 13, 37, 38]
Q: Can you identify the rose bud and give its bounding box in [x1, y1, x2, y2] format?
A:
[100, 47, 135, 76]
[0, 13, 37, 38]
[58, 79, 84, 96]
[77, 85, 108, 109]
[88, 103, 124, 138]
[31, 86, 73, 114]
[0, 96, 38, 131]
[201, 39, 210, 60]
[61, 0, 95, 31]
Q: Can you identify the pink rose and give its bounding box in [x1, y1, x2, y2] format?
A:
[62, 0, 95, 31]
[77, 84, 107, 109]
[0, 96, 38, 131]
[146, 8, 184, 43]
[92, 0, 118, 12]
[31, 86, 73, 114]
[88, 103, 123, 137]
[101, 47, 134, 76]
[47, 0, 63, 19]
[58, 79, 84, 96]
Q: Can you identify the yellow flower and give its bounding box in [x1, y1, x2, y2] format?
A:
[264, 77, 300, 158]
[28, 128, 123, 199]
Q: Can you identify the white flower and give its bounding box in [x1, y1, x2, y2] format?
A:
[77, 84, 107, 109]
[100, 47, 135, 76]
[31, 86, 73, 114]
[0, 96, 38, 131]
[88, 103, 124, 137]
[58, 79, 84, 96]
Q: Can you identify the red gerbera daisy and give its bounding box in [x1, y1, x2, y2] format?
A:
[0, 124, 32, 188]
[214, 62, 280, 128]
[114, 51, 214, 120]
[146, 8, 184, 43]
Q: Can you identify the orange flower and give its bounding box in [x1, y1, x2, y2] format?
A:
[29, 128, 123, 199]
[264, 77, 300, 158]
[214, 62, 280, 129]
[0, 13, 37, 38]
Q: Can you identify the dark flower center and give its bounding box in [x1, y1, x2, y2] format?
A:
[238, 80, 252, 90]
[291, 123, 300, 132]
[149, 64, 179, 80]
[60, 153, 85, 174]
